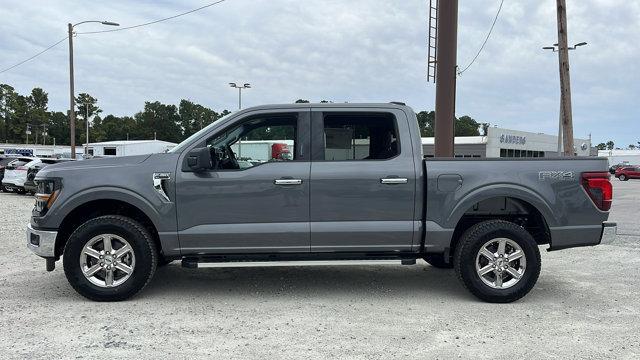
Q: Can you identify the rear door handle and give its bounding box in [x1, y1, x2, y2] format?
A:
[380, 177, 408, 184]
[274, 179, 303, 185]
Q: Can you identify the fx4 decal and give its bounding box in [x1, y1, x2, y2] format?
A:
[539, 171, 574, 181]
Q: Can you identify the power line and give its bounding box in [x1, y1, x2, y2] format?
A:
[457, 0, 504, 76]
[0, 0, 229, 74]
[0, 36, 68, 74]
[76, 0, 228, 35]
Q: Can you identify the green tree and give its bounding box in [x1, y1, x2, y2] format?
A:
[135, 101, 182, 143]
[47, 111, 71, 145]
[178, 99, 220, 138]
[294, 99, 310, 103]
[606, 141, 615, 150]
[416, 111, 434, 137]
[27, 88, 49, 144]
[455, 115, 481, 136]
[75, 93, 101, 145]
[596, 143, 607, 150]
[0, 84, 18, 142]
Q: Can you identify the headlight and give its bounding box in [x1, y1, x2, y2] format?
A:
[34, 178, 61, 215]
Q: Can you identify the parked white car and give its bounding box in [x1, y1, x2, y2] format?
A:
[2, 157, 40, 194]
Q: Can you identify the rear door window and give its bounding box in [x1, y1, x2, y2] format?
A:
[320, 113, 399, 161]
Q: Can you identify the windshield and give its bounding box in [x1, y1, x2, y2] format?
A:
[169, 113, 234, 154]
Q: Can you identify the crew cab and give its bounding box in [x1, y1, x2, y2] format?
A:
[27, 103, 616, 302]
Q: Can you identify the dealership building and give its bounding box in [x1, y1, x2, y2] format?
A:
[422, 126, 592, 158]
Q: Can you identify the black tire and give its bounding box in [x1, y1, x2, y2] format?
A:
[424, 253, 454, 269]
[619, 174, 627, 181]
[454, 220, 541, 303]
[63, 215, 158, 301]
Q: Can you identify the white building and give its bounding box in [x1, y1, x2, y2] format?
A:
[85, 140, 177, 157]
[598, 149, 640, 166]
[422, 127, 592, 158]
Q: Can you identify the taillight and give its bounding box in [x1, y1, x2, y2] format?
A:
[581, 172, 612, 211]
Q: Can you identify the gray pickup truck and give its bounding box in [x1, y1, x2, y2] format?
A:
[27, 103, 616, 302]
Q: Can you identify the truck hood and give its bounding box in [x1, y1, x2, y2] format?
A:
[37, 154, 151, 178]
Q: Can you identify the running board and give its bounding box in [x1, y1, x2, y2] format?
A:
[181, 257, 417, 269]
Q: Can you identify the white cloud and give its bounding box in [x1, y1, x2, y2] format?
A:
[0, 0, 638, 145]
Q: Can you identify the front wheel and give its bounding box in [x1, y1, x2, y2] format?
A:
[454, 220, 541, 303]
[619, 174, 627, 181]
[63, 215, 158, 301]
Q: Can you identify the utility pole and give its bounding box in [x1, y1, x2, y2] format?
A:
[434, 0, 458, 157]
[67, 20, 119, 160]
[68, 23, 76, 159]
[543, 41, 586, 156]
[556, 0, 574, 156]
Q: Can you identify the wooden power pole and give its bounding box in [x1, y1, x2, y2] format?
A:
[434, 0, 458, 157]
[556, 0, 574, 156]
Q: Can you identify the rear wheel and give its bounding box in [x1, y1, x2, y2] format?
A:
[63, 215, 158, 301]
[454, 220, 541, 303]
[424, 253, 453, 269]
[619, 174, 627, 181]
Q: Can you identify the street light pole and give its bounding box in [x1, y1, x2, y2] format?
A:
[68, 20, 119, 159]
[229, 83, 251, 110]
[85, 103, 90, 155]
[68, 23, 75, 158]
[229, 83, 251, 158]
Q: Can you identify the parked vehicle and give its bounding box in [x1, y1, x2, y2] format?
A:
[2, 158, 61, 194]
[27, 103, 616, 303]
[615, 166, 640, 181]
[609, 162, 630, 174]
[0, 156, 17, 191]
[24, 159, 71, 194]
[2, 157, 37, 193]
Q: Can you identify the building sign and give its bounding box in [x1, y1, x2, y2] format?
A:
[500, 134, 526, 145]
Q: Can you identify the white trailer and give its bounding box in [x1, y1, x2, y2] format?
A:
[85, 140, 177, 157]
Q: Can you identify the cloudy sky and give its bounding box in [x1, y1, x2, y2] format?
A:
[1, 0, 638, 146]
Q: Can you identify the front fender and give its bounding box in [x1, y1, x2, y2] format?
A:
[35, 186, 168, 232]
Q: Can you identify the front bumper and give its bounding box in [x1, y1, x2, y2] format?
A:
[600, 221, 617, 245]
[26, 223, 57, 258]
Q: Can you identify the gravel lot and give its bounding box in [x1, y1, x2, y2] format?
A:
[0, 180, 639, 359]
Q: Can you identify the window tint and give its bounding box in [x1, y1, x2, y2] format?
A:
[206, 114, 298, 170]
[322, 113, 399, 161]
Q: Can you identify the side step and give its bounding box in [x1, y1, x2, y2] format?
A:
[181, 258, 418, 269]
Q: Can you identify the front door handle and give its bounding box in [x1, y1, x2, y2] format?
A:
[381, 177, 408, 185]
[274, 179, 303, 185]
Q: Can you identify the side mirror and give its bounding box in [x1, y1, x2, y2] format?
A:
[186, 147, 212, 172]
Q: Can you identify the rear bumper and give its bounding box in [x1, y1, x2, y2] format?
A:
[2, 178, 26, 187]
[26, 223, 57, 258]
[599, 221, 617, 245]
[548, 221, 616, 251]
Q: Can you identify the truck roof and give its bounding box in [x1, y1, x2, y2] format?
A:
[240, 102, 413, 112]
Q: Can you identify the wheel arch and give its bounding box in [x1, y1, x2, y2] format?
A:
[444, 185, 555, 259]
[52, 190, 163, 259]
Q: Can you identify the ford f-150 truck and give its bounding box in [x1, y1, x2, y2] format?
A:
[27, 103, 617, 303]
